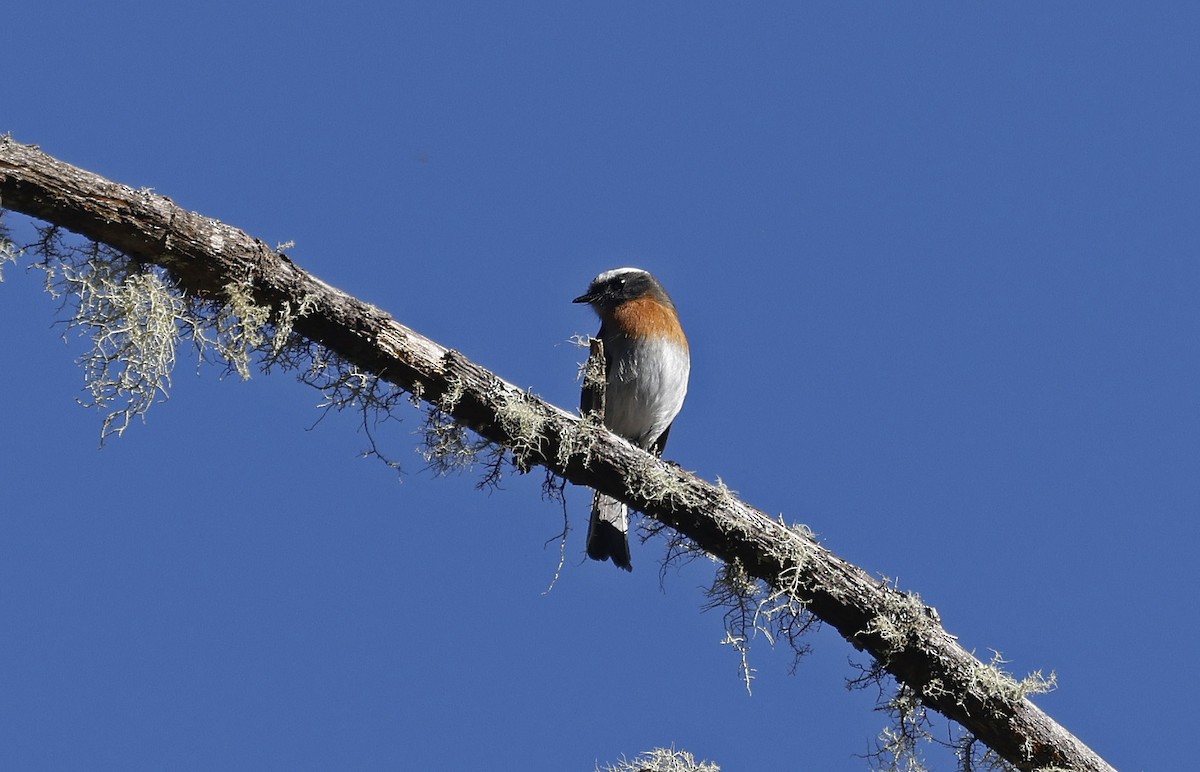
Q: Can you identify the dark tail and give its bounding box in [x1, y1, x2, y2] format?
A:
[586, 492, 632, 571]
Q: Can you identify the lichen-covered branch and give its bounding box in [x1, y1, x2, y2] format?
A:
[0, 137, 1113, 772]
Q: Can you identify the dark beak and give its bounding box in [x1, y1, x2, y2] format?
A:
[572, 292, 594, 304]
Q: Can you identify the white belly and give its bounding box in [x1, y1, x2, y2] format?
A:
[603, 335, 690, 449]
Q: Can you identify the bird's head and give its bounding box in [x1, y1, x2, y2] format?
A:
[573, 267, 675, 312]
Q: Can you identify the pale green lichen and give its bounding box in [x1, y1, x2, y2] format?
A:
[43, 249, 190, 441]
[873, 684, 934, 772]
[626, 454, 703, 509]
[705, 556, 815, 694]
[0, 218, 18, 281]
[214, 282, 272, 380]
[712, 477, 739, 509]
[860, 648, 1055, 772]
[973, 650, 1057, 704]
[270, 292, 318, 354]
[16, 223, 402, 470]
[578, 337, 606, 393]
[554, 409, 605, 469]
[861, 583, 933, 657]
[436, 375, 465, 414]
[494, 387, 547, 469]
[417, 376, 486, 474]
[598, 747, 719, 772]
[20, 221, 346, 443]
[420, 411, 478, 474]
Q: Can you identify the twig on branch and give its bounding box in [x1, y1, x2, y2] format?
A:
[0, 137, 1113, 771]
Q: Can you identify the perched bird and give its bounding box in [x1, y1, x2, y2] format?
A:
[573, 267, 690, 571]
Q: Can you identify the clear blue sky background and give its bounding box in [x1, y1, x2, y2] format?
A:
[2, 4, 1195, 770]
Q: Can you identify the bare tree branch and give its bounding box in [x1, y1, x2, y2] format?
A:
[0, 137, 1113, 771]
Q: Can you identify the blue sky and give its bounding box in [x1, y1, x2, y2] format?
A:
[3, 3, 1196, 769]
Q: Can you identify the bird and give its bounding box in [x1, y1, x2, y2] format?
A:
[573, 267, 690, 571]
